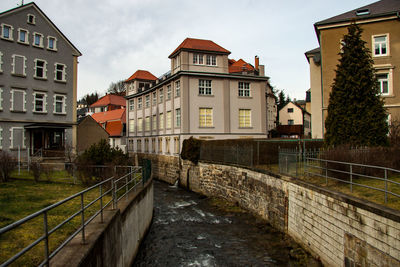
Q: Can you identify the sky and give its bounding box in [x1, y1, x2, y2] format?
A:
[1, 0, 377, 100]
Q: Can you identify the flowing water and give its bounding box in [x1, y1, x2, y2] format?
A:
[133, 181, 320, 267]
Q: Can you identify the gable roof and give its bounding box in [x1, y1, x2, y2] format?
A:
[105, 121, 123, 137]
[125, 70, 157, 82]
[315, 0, 400, 26]
[169, 38, 231, 58]
[228, 58, 255, 73]
[90, 94, 126, 108]
[0, 2, 81, 56]
[78, 115, 110, 135]
[91, 109, 126, 124]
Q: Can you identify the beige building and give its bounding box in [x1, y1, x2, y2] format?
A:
[306, 0, 400, 138]
[278, 102, 311, 138]
[125, 38, 269, 155]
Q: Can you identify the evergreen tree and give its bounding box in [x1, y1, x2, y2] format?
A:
[324, 23, 388, 147]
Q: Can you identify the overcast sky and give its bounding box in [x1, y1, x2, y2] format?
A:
[1, 0, 376, 100]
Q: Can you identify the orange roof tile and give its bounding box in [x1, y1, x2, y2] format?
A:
[125, 70, 157, 82]
[228, 58, 255, 73]
[90, 94, 126, 108]
[169, 38, 231, 58]
[91, 109, 126, 124]
[105, 120, 123, 137]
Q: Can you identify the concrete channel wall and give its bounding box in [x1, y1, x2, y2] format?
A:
[144, 153, 400, 267]
[51, 179, 154, 267]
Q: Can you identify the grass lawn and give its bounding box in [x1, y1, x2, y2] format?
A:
[0, 178, 111, 267]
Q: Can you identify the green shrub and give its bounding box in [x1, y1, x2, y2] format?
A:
[181, 137, 202, 164]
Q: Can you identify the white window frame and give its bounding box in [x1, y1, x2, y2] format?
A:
[372, 34, 389, 57]
[375, 67, 393, 96]
[34, 59, 47, 79]
[47, 36, 57, 51]
[159, 89, 164, 103]
[33, 92, 47, 113]
[129, 99, 134, 111]
[1, 23, 14, 41]
[11, 54, 27, 77]
[9, 127, 26, 149]
[238, 82, 250, 97]
[239, 109, 251, 128]
[199, 108, 213, 127]
[54, 63, 66, 82]
[27, 14, 36, 25]
[145, 95, 150, 108]
[33, 32, 44, 48]
[206, 55, 217, 66]
[138, 97, 142, 109]
[17, 28, 29, 45]
[53, 94, 66, 114]
[193, 53, 204, 65]
[175, 81, 180, 97]
[10, 89, 26, 112]
[175, 108, 181, 127]
[199, 80, 212, 95]
[167, 85, 171, 100]
[152, 92, 157, 105]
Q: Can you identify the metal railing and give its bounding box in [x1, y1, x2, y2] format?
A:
[0, 166, 144, 267]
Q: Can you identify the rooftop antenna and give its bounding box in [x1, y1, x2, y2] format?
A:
[18, 0, 24, 6]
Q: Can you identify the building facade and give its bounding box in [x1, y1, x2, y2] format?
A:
[0, 3, 81, 157]
[278, 102, 311, 138]
[126, 38, 269, 155]
[306, 0, 400, 138]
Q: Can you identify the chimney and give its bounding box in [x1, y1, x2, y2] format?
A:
[255, 56, 259, 71]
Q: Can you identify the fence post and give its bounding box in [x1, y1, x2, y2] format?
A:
[126, 175, 129, 201]
[325, 160, 328, 185]
[112, 179, 117, 209]
[43, 211, 50, 267]
[80, 193, 85, 244]
[100, 184, 103, 223]
[384, 169, 388, 204]
[350, 164, 353, 193]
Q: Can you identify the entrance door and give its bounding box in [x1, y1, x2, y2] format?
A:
[33, 131, 43, 153]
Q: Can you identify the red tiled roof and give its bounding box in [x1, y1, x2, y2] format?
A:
[90, 94, 126, 108]
[125, 70, 157, 82]
[105, 120, 123, 137]
[169, 38, 231, 58]
[228, 58, 255, 73]
[91, 109, 126, 124]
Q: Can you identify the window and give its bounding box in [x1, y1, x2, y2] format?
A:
[166, 111, 172, 129]
[33, 92, 47, 113]
[54, 63, 66, 82]
[10, 89, 26, 112]
[129, 99, 134, 111]
[1, 24, 13, 40]
[159, 113, 164, 130]
[27, 14, 36, 24]
[288, 119, 294, 125]
[145, 95, 150, 108]
[11, 54, 27, 76]
[152, 92, 157, 105]
[137, 139, 142, 152]
[206, 55, 216, 66]
[138, 97, 142, 108]
[199, 108, 213, 127]
[137, 118, 143, 132]
[129, 119, 135, 132]
[47, 36, 57, 51]
[34, 59, 47, 79]
[377, 73, 389, 95]
[193, 54, 203, 64]
[167, 85, 171, 100]
[239, 109, 251, 128]
[175, 81, 180, 97]
[54, 94, 66, 113]
[159, 89, 164, 103]
[145, 116, 150, 131]
[238, 82, 250, 97]
[152, 115, 157, 130]
[288, 108, 294, 113]
[174, 137, 180, 154]
[10, 127, 25, 149]
[144, 138, 149, 152]
[175, 108, 181, 127]
[33, 32, 44, 48]
[373, 35, 388, 56]
[17, 28, 29, 44]
[304, 120, 310, 128]
[152, 138, 156, 153]
[199, 80, 212, 95]
[158, 137, 162, 153]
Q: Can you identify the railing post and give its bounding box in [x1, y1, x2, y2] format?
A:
[100, 184, 103, 223]
[325, 160, 328, 185]
[384, 169, 388, 204]
[112, 179, 117, 209]
[80, 194, 85, 244]
[350, 164, 353, 193]
[126, 175, 129, 201]
[43, 211, 50, 267]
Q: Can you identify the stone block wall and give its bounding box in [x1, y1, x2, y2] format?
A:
[137, 153, 180, 184]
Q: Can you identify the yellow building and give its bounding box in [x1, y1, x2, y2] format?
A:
[306, 0, 400, 138]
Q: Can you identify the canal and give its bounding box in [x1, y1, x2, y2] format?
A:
[133, 181, 320, 266]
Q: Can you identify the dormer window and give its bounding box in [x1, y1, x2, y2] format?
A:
[193, 54, 204, 65]
[27, 14, 36, 24]
[206, 55, 216, 66]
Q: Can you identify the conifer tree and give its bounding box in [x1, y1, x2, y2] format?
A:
[324, 23, 388, 147]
